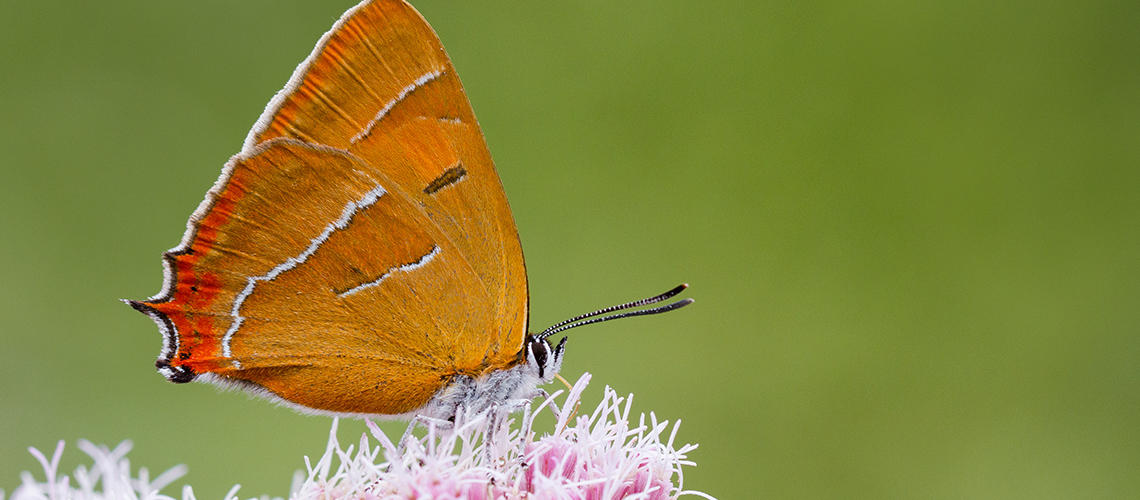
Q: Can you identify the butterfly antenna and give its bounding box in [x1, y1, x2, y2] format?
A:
[537, 284, 694, 340]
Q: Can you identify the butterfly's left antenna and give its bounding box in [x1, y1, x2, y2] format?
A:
[537, 283, 694, 339]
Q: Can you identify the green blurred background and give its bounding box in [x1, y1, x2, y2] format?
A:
[2, 1, 1138, 498]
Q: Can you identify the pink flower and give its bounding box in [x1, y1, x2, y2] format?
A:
[9, 373, 713, 500]
[297, 373, 712, 500]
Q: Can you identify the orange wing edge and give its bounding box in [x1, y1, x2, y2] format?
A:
[124, 140, 265, 382]
[240, 0, 427, 154]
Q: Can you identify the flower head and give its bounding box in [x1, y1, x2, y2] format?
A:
[7, 440, 191, 500]
[298, 373, 712, 500]
[9, 373, 713, 500]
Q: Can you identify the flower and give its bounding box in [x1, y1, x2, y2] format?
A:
[9, 373, 713, 500]
[6, 440, 193, 500]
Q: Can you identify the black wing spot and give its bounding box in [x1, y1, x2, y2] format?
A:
[423, 163, 467, 195]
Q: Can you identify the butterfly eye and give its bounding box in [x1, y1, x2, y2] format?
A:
[528, 338, 550, 379]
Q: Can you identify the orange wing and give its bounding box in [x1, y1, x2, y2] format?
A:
[132, 0, 528, 416]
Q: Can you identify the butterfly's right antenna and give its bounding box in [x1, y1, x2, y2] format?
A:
[537, 284, 694, 340]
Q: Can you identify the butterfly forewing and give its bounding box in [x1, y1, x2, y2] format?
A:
[139, 0, 528, 416]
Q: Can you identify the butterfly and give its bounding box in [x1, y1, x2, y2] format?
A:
[127, 0, 691, 422]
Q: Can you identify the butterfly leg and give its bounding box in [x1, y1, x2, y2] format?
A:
[521, 388, 562, 417]
[397, 414, 455, 454]
[483, 409, 504, 462]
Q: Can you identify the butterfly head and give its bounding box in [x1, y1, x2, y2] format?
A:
[525, 334, 568, 383]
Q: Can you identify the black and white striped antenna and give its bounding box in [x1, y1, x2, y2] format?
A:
[537, 284, 694, 339]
